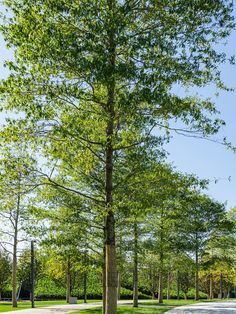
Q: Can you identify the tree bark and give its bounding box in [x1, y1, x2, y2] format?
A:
[209, 274, 213, 299]
[104, 1, 117, 312]
[133, 221, 138, 307]
[102, 241, 106, 314]
[12, 191, 20, 308]
[195, 237, 199, 301]
[167, 272, 170, 300]
[176, 270, 180, 300]
[66, 257, 71, 303]
[31, 241, 35, 308]
[105, 211, 117, 314]
[83, 272, 87, 303]
[117, 270, 121, 301]
[158, 271, 163, 304]
[220, 273, 223, 299]
[158, 222, 164, 304]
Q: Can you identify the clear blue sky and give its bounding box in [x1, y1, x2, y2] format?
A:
[0, 9, 235, 210]
[165, 8, 236, 210]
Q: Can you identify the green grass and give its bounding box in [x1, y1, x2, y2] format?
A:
[0, 298, 232, 313]
[0, 300, 65, 312]
[73, 298, 236, 314]
[0, 299, 100, 312]
[73, 300, 200, 314]
[73, 306, 170, 314]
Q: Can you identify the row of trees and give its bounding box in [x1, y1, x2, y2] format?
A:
[0, 1, 235, 313]
[0, 149, 235, 307]
[0, 195, 235, 302]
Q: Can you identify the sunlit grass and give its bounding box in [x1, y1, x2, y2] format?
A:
[0, 299, 100, 312]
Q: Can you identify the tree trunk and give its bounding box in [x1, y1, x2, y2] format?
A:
[158, 216, 164, 304]
[104, 2, 117, 310]
[105, 211, 117, 314]
[209, 274, 213, 299]
[12, 226, 17, 308]
[195, 240, 199, 301]
[133, 220, 138, 307]
[102, 265, 106, 314]
[66, 257, 71, 303]
[151, 291, 155, 299]
[117, 270, 121, 301]
[167, 272, 170, 300]
[102, 226, 106, 314]
[176, 270, 180, 301]
[158, 272, 163, 304]
[12, 192, 20, 308]
[83, 272, 87, 303]
[31, 241, 35, 308]
[220, 273, 223, 299]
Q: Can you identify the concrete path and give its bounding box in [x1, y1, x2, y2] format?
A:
[0, 301, 133, 314]
[166, 301, 236, 314]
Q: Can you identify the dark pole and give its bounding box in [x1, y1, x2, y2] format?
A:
[31, 241, 35, 308]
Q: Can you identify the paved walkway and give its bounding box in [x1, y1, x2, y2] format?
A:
[166, 301, 236, 313]
[0, 301, 133, 314]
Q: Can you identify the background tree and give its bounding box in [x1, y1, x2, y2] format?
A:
[176, 194, 227, 300]
[0, 250, 11, 300]
[0, 145, 37, 307]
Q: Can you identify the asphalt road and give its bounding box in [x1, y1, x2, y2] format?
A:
[166, 301, 236, 314]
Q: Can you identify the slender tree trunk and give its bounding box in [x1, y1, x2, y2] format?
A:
[12, 192, 20, 308]
[176, 270, 180, 301]
[133, 220, 138, 307]
[209, 274, 213, 299]
[158, 271, 163, 304]
[102, 226, 106, 314]
[66, 257, 71, 303]
[167, 272, 170, 300]
[151, 291, 155, 299]
[195, 239, 199, 301]
[31, 241, 35, 308]
[158, 223, 164, 304]
[220, 273, 223, 299]
[105, 211, 117, 314]
[102, 254, 106, 314]
[117, 270, 121, 301]
[104, 1, 117, 312]
[83, 272, 87, 303]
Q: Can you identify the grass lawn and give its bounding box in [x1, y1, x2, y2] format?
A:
[0, 299, 100, 312]
[72, 299, 233, 314]
[74, 306, 170, 314]
[0, 299, 230, 313]
[73, 300, 201, 314]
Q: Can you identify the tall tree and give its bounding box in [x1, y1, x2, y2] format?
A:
[0, 146, 37, 307]
[176, 194, 227, 300]
[1, 1, 234, 312]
